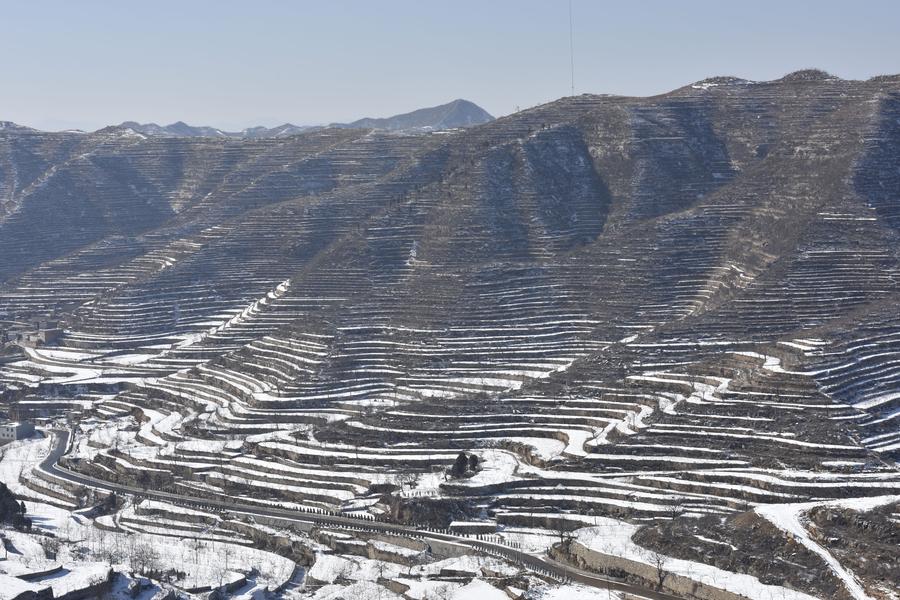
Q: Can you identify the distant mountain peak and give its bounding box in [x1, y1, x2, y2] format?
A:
[868, 73, 900, 84]
[0, 121, 32, 131]
[777, 69, 839, 82]
[337, 99, 494, 132]
[108, 120, 311, 139]
[693, 76, 751, 86]
[688, 76, 754, 90]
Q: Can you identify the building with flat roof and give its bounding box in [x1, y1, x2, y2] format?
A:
[0, 421, 35, 444]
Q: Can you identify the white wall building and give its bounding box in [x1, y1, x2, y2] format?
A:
[0, 421, 35, 443]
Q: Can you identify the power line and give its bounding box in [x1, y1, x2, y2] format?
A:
[569, 0, 575, 96]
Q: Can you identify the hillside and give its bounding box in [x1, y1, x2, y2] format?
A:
[1, 71, 899, 600]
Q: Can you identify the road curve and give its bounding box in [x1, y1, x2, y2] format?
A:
[38, 429, 683, 600]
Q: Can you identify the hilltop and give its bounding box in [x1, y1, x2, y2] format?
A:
[336, 98, 494, 131]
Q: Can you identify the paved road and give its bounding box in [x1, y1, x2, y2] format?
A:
[39, 429, 683, 600]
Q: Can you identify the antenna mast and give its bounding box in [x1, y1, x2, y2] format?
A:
[569, 0, 575, 96]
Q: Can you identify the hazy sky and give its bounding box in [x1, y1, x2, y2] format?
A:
[3, 0, 899, 131]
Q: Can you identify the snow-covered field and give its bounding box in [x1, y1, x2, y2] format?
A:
[574, 518, 822, 600]
[0, 434, 629, 600]
[0, 434, 296, 597]
[756, 496, 900, 600]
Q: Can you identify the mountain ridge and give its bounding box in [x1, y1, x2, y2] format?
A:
[8, 69, 899, 135]
[98, 98, 494, 139]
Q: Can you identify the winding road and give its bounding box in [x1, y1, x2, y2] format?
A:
[39, 429, 682, 600]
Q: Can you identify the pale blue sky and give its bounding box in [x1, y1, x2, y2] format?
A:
[3, 0, 898, 131]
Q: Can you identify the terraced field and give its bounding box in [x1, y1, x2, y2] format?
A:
[2, 70, 899, 600]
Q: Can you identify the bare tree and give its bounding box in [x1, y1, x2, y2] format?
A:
[552, 517, 575, 547]
[130, 542, 160, 575]
[645, 547, 669, 591]
[667, 499, 685, 520]
[425, 583, 455, 600]
[397, 470, 417, 491]
[334, 558, 356, 583]
[218, 543, 234, 588]
[40, 536, 61, 560]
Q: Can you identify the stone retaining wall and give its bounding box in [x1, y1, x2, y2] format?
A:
[565, 540, 755, 600]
